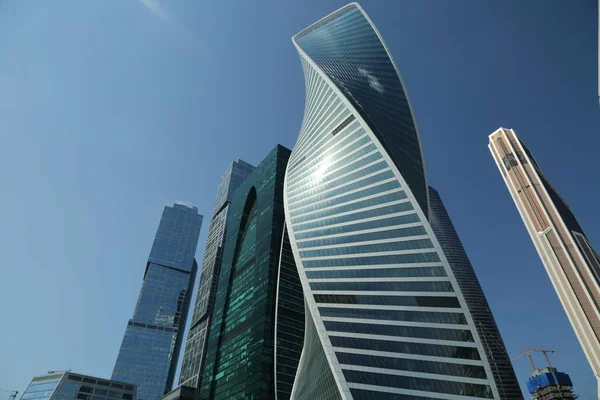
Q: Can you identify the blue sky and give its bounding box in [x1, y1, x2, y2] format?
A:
[0, 0, 598, 397]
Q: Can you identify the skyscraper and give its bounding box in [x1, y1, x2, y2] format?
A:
[489, 127, 600, 392]
[428, 187, 522, 399]
[284, 3, 506, 399]
[21, 371, 136, 400]
[199, 145, 304, 400]
[179, 160, 255, 389]
[112, 204, 203, 400]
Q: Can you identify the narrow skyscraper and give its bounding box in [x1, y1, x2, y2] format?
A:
[199, 145, 304, 400]
[489, 127, 600, 393]
[179, 160, 255, 389]
[284, 3, 507, 399]
[429, 187, 523, 399]
[112, 204, 203, 400]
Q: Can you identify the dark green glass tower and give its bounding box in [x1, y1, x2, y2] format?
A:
[199, 145, 304, 400]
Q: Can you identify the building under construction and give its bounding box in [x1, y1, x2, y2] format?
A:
[514, 347, 577, 399]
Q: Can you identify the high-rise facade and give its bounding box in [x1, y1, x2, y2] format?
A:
[284, 3, 505, 399]
[199, 145, 304, 400]
[21, 371, 136, 400]
[179, 160, 255, 389]
[112, 204, 203, 400]
[428, 187, 523, 399]
[489, 127, 600, 392]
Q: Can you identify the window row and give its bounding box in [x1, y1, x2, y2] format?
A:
[318, 307, 467, 325]
[324, 321, 474, 342]
[301, 238, 431, 259]
[313, 294, 461, 308]
[291, 174, 401, 224]
[290, 179, 399, 220]
[296, 225, 425, 249]
[336, 352, 487, 379]
[303, 251, 440, 269]
[343, 370, 493, 398]
[330, 333, 481, 361]
[294, 212, 418, 241]
[305, 266, 446, 280]
[295, 201, 413, 233]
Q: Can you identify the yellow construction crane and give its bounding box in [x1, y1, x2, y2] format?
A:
[512, 346, 555, 373]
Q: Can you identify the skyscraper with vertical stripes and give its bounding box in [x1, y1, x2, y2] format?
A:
[489, 127, 600, 396]
[283, 3, 518, 399]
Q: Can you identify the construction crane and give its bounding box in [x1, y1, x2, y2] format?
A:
[512, 347, 577, 400]
[0, 389, 18, 400]
[512, 346, 555, 373]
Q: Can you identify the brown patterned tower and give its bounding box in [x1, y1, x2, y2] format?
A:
[489, 127, 600, 397]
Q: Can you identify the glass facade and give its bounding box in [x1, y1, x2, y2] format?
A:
[180, 160, 255, 389]
[428, 186, 523, 399]
[112, 205, 203, 400]
[490, 127, 600, 392]
[287, 4, 500, 399]
[22, 372, 135, 400]
[274, 225, 305, 400]
[199, 146, 304, 400]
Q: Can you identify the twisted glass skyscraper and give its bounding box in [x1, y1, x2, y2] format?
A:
[112, 204, 203, 400]
[284, 4, 511, 399]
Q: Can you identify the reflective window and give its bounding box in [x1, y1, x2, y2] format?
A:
[343, 370, 492, 398]
[314, 294, 461, 308]
[301, 238, 431, 258]
[297, 225, 425, 249]
[306, 266, 446, 279]
[295, 202, 413, 232]
[330, 336, 480, 360]
[319, 307, 467, 325]
[291, 182, 403, 224]
[289, 163, 390, 206]
[295, 213, 419, 240]
[290, 175, 400, 216]
[336, 352, 487, 378]
[303, 251, 440, 268]
[325, 321, 474, 342]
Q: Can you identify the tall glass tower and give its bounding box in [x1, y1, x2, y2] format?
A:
[489, 127, 600, 394]
[284, 3, 505, 399]
[428, 187, 522, 399]
[199, 145, 304, 400]
[179, 160, 255, 389]
[112, 204, 203, 400]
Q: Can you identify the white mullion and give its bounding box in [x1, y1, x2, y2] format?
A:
[321, 316, 466, 330]
[293, 198, 408, 228]
[318, 303, 464, 313]
[329, 331, 478, 349]
[288, 161, 390, 205]
[288, 126, 368, 188]
[299, 234, 431, 251]
[289, 178, 398, 211]
[293, 209, 417, 234]
[308, 277, 450, 283]
[291, 187, 402, 219]
[305, 262, 442, 272]
[295, 222, 423, 243]
[345, 383, 482, 400]
[339, 365, 490, 386]
[311, 291, 460, 297]
[289, 149, 383, 199]
[289, 123, 364, 186]
[294, 91, 340, 154]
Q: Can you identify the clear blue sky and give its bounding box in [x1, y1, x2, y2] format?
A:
[0, 0, 598, 398]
